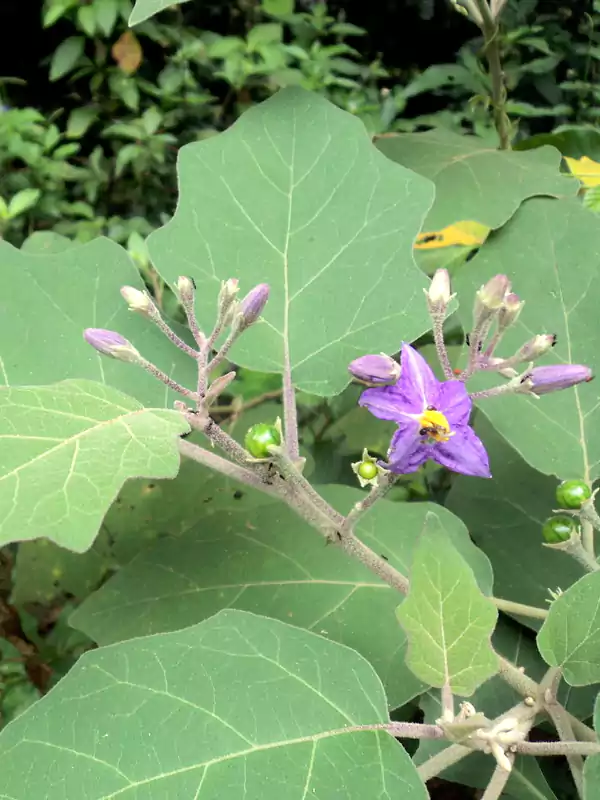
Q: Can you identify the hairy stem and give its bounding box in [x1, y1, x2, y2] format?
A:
[208, 329, 239, 376]
[151, 315, 198, 358]
[481, 762, 512, 800]
[516, 740, 600, 757]
[492, 597, 548, 620]
[581, 518, 596, 559]
[338, 472, 398, 538]
[282, 344, 300, 461]
[433, 315, 455, 379]
[138, 358, 197, 399]
[340, 533, 410, 594]
[541, 668, 584, 798]
[417, 743, 472, 782]
[473, 0, 511, 149]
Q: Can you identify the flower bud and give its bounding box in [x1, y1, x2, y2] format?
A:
[120, 286, 158, 318]
[348, 354, 400, 385]
[515, 334, 557, 363]
[497, 293, 524, 330]
[425, 269, 452, 311]
[83, 329, 141, 364]
[219, 278, 239, 307]
[523, 364, 593, 396]
[474, 274, 511, 315]
[176, 276, 196, 306]
[238, 283, 270, 329]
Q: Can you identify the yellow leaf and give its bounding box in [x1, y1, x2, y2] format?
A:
[564, 156, 600, 188]
[415, 220, 489, 250]
[112, 31, 143, 75]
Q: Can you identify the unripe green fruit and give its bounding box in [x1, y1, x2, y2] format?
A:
[244, 423, 281, 458]
[542, 515, 576, 544]
[556, 480, 591, 509]
[357, 461, 378, 481]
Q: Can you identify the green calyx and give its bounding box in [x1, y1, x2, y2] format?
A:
[244, 423, 281, 459]
[556, 479, 592, 509]
[542, 515, 577, 544]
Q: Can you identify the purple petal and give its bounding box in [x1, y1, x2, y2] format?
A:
[386, 423, 429, 474]
[398, 343, 440, 409]
[359, 384, 417, 423]
[433, 426, 491, 478]
[437, 381, 473, 427]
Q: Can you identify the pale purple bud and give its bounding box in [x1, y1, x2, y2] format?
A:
[83, 329, 141, 364]
[348, 354, 401, 385]
[425, 268, 452, 310]
[238, 283, 270, 328]
[498, 292, 524, 330]
[120, 286, 158, 318]
[523, 364, 593, 395]
[475, 274, 511, 315]
[175, 276, 196, 306]
[516, 334, 557, 362]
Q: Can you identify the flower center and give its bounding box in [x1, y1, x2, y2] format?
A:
[418, 407, 452, 443]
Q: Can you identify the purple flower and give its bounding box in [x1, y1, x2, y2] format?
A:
[525, 364, 593, 396]
[83, 329, 141, 363]
[348, 354, 400, 385]
[359, 343, 491, 478]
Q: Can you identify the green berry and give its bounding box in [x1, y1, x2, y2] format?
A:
[357, 460, 378, 481]
[556, 479, 591, 509]
[244, 423, 281, 459]
[542, 515, 576, 544]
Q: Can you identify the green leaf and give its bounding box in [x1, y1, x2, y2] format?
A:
[0, 609, 428, 800]
[375, 129, 575, 230]
[7, 189, 41, 218]
[77, 4, 96, 36]
[453, 197, 600, 480]
[0, 237, 197, 407]
[71, 486, 491, 710]
[0, 380, 188, 551]
[20, 232, 75, 254]
[516, 126, 600, 161]
[148, 88, 434, 396]
[49, 36, 85, 81]
[396, 512, 498, 695]
[129, 0, 190, 26]
[583, 693, 600, 797]
[261, 0, 293, 15]
[95, 0, 119, 35]
[448, 416, 586, 630]
[66, 106, 97, 138]
[538, 572, 600, 686]
[13, 458, 273, 605]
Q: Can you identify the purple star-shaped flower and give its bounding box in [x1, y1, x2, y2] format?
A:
[359, 343, 491, 478]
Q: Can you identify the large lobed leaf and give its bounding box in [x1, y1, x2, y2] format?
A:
[0, 237, 197, 407]
[376, 129, 576, 230]
[538, 571, 600, 686]
[454, 197, 600, 480]
[0, 610, 427, 799]
[148, 87, 435, 396]
[71, 484, 492, 710]
[396, 513, 498, 695]
[0, 380, 188, 551]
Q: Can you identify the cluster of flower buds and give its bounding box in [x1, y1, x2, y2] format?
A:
[83, 276, 271, 407]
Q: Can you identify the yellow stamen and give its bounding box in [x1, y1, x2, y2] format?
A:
[418, 408, 452, 442]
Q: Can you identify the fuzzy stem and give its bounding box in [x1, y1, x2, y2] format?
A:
[482, 762, 512, 800]
[492, 597, 548, 620]
[473, 0, 511, 150]
[581, 518, 596, 559]
[138, 358, 197, 399]
[469, 380, 522, 400]
[282, 342, 300, 461]
[336, 721, 444, 739]
[459, 317, 494, 381]
[149, 314, 198, 358]
[338, 472, 398, 538]
[541, 668, 584, 798]
[433, 315, 455, 379]
[561, 535, 600, 572]
[417, 743, 472, 782]
[441, 682, 455, 723]
[516, 740, 600, 757]
[179, 290, 205, 349]
[208, 329, 239, 376]
[340, 533, 410, 594]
